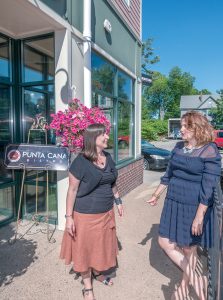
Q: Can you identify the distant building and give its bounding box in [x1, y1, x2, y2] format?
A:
[180, 94, 219, 120]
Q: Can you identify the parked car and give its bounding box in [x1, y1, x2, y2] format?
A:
[141, 140, 171, 170]
[118, 135, 129, 148]
[214, 130, 223, 148]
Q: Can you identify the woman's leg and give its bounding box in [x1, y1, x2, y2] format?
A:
[158, 236, 206, 300]
[81, 269, 95, 300]
[172, 246, 198, 299]
[92, 269, 113, 286]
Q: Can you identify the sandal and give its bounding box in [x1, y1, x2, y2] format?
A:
[82, 288, 96, 300]
[92, 272, 113, 286]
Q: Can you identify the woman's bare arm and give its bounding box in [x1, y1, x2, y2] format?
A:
[65, 173, 80, 236]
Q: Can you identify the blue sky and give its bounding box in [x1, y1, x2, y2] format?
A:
[142, 0, 223, 93]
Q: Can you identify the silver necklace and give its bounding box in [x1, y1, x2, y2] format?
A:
[183, 146, 195, 154]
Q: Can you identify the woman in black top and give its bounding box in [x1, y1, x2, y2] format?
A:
[60, 123, 124, 300]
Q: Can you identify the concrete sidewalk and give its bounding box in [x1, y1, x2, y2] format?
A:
[0, 177, 187, 300]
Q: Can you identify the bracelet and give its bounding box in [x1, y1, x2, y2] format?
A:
[114, 197, 123, 205]
[152, 193, 160, 200]
[65, 214, 72, 218]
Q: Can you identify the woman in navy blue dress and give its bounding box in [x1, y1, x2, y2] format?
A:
[147, 111, 221, 300]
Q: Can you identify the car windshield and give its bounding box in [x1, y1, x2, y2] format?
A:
[141, 140, 155, 148]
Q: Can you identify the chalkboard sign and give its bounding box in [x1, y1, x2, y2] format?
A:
[4, 144, 69, 171]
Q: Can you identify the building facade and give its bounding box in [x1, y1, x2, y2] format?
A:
[180, 94, 218, 120]
[0, 0, 143, 230]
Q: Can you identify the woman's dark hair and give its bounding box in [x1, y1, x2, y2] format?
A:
[83, 123, 106, 162]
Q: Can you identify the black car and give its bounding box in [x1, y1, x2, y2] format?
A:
[141, 140, 171, 170]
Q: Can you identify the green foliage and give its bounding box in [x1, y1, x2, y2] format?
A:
[210, 90, 223, 127]
[144, 74, 173, 119]
[141, 38, 160, 76]
[166, 67, 196, 117]
[141, 119, 168, 141]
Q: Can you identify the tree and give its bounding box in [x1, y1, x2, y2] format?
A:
[166, 67, 196, 117]
[141, 38, 160, 76]
[141, 38, 160, 119]
[210, 90, 223, 127]
[145, 74, 173, 120]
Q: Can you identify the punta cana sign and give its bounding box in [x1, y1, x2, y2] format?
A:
[4, 144, 69, 171]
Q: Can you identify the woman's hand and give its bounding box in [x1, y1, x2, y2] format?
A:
[66, 217, 76, 238]
[117, 204, 124, 217]
[192, 216, 204, 236]
[146, 195, 159, 206]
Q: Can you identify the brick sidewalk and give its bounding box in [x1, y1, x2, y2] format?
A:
[0, 180, 199, 300]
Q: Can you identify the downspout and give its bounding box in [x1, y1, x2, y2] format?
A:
[83, 0, 92, 108]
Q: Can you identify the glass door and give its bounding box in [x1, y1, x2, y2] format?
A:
[21, 35, 57, 222]
[0, 33, 56, 227]
[0, 85, 15, 223]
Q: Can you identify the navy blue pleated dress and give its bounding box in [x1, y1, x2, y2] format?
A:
[159, 142, 221, 248]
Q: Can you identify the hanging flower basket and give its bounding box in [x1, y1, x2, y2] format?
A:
[49, 99, 111, 152]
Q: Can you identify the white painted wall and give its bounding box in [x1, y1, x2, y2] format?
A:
[135, 81, 142, 157]
[71, 35, 84, 102]
[54, 29, 71, 231]
[55, 29, 85, 230]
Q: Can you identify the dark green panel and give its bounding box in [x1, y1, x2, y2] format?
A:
[41, 0, 70, 19]
[92, 0, 140, 74]
[71, 0, 83, 32]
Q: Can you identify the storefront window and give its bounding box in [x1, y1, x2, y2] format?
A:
[22, 35, 57, 223]
[0, 85, 12, 143]
[24, 176, 57, 221]
[91, 51, 134, 163]
[0, 187, 15, 223]
[0, 36, 10, 81]
[23, 37, 54, 83]
[92, 52, 115, 95]
[117, 101, 133, 160]
[0, 84, 13, 183]
[92, 93, 114, 158]
[118, 71, 132, 102]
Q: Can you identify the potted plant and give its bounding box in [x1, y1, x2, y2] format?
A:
[49, 98, 111, 155]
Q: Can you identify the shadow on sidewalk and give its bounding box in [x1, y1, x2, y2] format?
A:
[0, 224, 38, 287]
[138, 224, 181, 300]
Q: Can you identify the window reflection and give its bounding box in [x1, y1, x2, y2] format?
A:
[0, 36, 10, 80]
[91, 51, 134, 163]
[23, 89, 47, 142]
[0, 85, 11, 142]
[92, 93, 114, 158]
[0, 187, 15, 222]
[118, 71, 132, 101]
[23, 37, 54, 83]
[92, 52, 115, 95]
[24, 183, 57, 221]
[118, 101, 133, 160]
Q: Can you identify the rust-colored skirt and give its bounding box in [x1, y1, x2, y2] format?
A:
[60, 208, 118, 273]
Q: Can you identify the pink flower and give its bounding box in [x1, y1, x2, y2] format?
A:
[49, 98, 111, 150]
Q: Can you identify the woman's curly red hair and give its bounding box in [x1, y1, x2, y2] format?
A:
[181, 111, 214, 145]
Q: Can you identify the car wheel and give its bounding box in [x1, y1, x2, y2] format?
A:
[119, 140, 128, 149]
[143, 159, 150, 170]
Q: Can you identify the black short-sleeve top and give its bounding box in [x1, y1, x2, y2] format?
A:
[69, 151, 118, 214]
